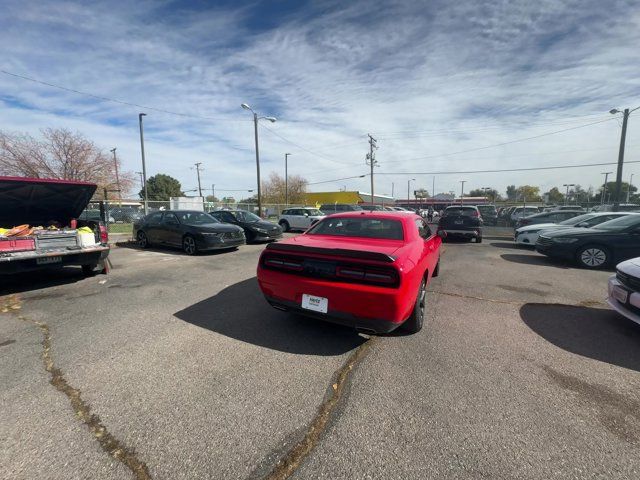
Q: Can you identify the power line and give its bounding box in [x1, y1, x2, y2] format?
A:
[377, 159, 640, 176]
[383, 117, 620, 166]
[0, 69, 249, 122]
[307, 174, 369, 186]
[370, 114, 613, 138]
[259, 123, 357, 166]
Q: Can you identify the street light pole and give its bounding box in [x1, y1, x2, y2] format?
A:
[138, 113, 148, 215]
[110, 148, 121, 202]
[460, 180, 466, 205]
[600, 172, 613, 205]
[627, 174, 634, 203]
[285, 153, 291, 206]
[242, 103, 276, 218]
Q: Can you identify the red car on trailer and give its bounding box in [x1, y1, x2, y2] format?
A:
[257, 211, 443, 334]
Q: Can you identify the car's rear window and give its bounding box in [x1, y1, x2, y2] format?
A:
[445, 207, 477, 216]
[307, 217, 404, 240]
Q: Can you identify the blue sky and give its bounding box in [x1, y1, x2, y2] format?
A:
[1, 0, 639, 198]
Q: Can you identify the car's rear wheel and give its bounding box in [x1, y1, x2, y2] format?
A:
[279, 220, 290, 232]
[182, 235, 198, 255]
[476, 235, 483, 243]
[576, 245, 609, 269]
[137, 231, 149, 248]
[403, 278, 426, 333]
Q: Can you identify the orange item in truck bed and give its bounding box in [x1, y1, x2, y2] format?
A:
[5, 224, 30, 237]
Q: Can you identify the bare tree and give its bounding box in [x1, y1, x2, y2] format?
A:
[262, 171, 308, 205]
[0, 128, 135, 197]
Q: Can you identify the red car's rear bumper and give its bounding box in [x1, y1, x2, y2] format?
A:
[257, 268, 414, 333]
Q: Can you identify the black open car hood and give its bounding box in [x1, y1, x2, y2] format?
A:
[0, 176, 97, 226]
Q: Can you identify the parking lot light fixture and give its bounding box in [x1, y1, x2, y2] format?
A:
[407, 178, 415, 207]
[562, 183, 575, 205]
[241, 103, 277, 218]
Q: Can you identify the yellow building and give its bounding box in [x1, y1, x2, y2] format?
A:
[304, 191, 394, 206]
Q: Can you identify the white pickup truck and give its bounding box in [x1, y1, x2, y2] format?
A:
[0, 176, 110, 275]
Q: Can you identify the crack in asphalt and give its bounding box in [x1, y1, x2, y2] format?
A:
[429, 289, 523, 305]
[429, 290, 606, 307]
[263, 337, 377, 480]
[2, 294, 151, 480]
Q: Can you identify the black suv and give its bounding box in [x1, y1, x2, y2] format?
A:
[476, 204, 498, 226]
[438, 206, 483, 242]
[319, 203, 363, 214]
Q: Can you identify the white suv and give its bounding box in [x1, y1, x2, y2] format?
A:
[278, 207, 325, 232]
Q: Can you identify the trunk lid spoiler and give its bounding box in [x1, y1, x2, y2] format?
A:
[265, 242, 396, 263]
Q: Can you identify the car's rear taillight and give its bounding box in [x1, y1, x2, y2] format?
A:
[264, 256, 303, 271]
[336, 266, 365, 280]
[99, 224, 108, 244]
[263, 254, 399, 287]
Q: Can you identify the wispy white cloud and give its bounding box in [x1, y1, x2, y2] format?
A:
[0, 0, 639, 198]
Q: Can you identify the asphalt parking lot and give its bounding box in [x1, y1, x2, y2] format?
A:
[2, 233, 640, 479]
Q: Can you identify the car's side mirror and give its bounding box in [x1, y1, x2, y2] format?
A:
[303, 212, 309, 217]
[437, 230, 447, 239]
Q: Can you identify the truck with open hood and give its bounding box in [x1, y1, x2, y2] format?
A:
[0, 176, 110, 275]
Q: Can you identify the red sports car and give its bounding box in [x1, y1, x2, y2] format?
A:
[257, 211, 443, 334]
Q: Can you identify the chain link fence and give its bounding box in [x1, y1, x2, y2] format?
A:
[79, 199, 304, 236]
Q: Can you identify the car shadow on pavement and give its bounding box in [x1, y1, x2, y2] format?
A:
[490, 241, 527, 250]
[521, 303, 640, 372]
[0, 267, 88, 295]
[500, 253, 572, 269]
[174, 277, 366, 356]
[116, 242, 238, 256]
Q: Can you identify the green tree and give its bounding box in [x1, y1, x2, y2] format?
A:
[141, 174, 183, 201]
[546, 187, 564, 203]
[468, 188, 501, 201]
[506, 185, 517, 201]
[205, 195, 219, 202]
[516, 185, 541, 202]
[238, 195, 258, 204]
[414, 188, 429, 198]
[597, 181, 636, 202]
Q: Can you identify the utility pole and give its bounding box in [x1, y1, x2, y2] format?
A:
[611, 108, 631, 211]
[563, 183, 575, 205]
[284, 153, 291, 206]
[110, 148, 121, 202]
[366, 134, 378, 203]
[138, 113, 149, 215]
[627, 174, 634, 203]
[194, 162, 203, 197]
[600, 172, 613, 205]
[391, 182, 394, 198]
[135, 171, 144, 191]
[460, 180, 466, 205]
[211, 184, 215, 201]
[432, 176, 435, 199]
